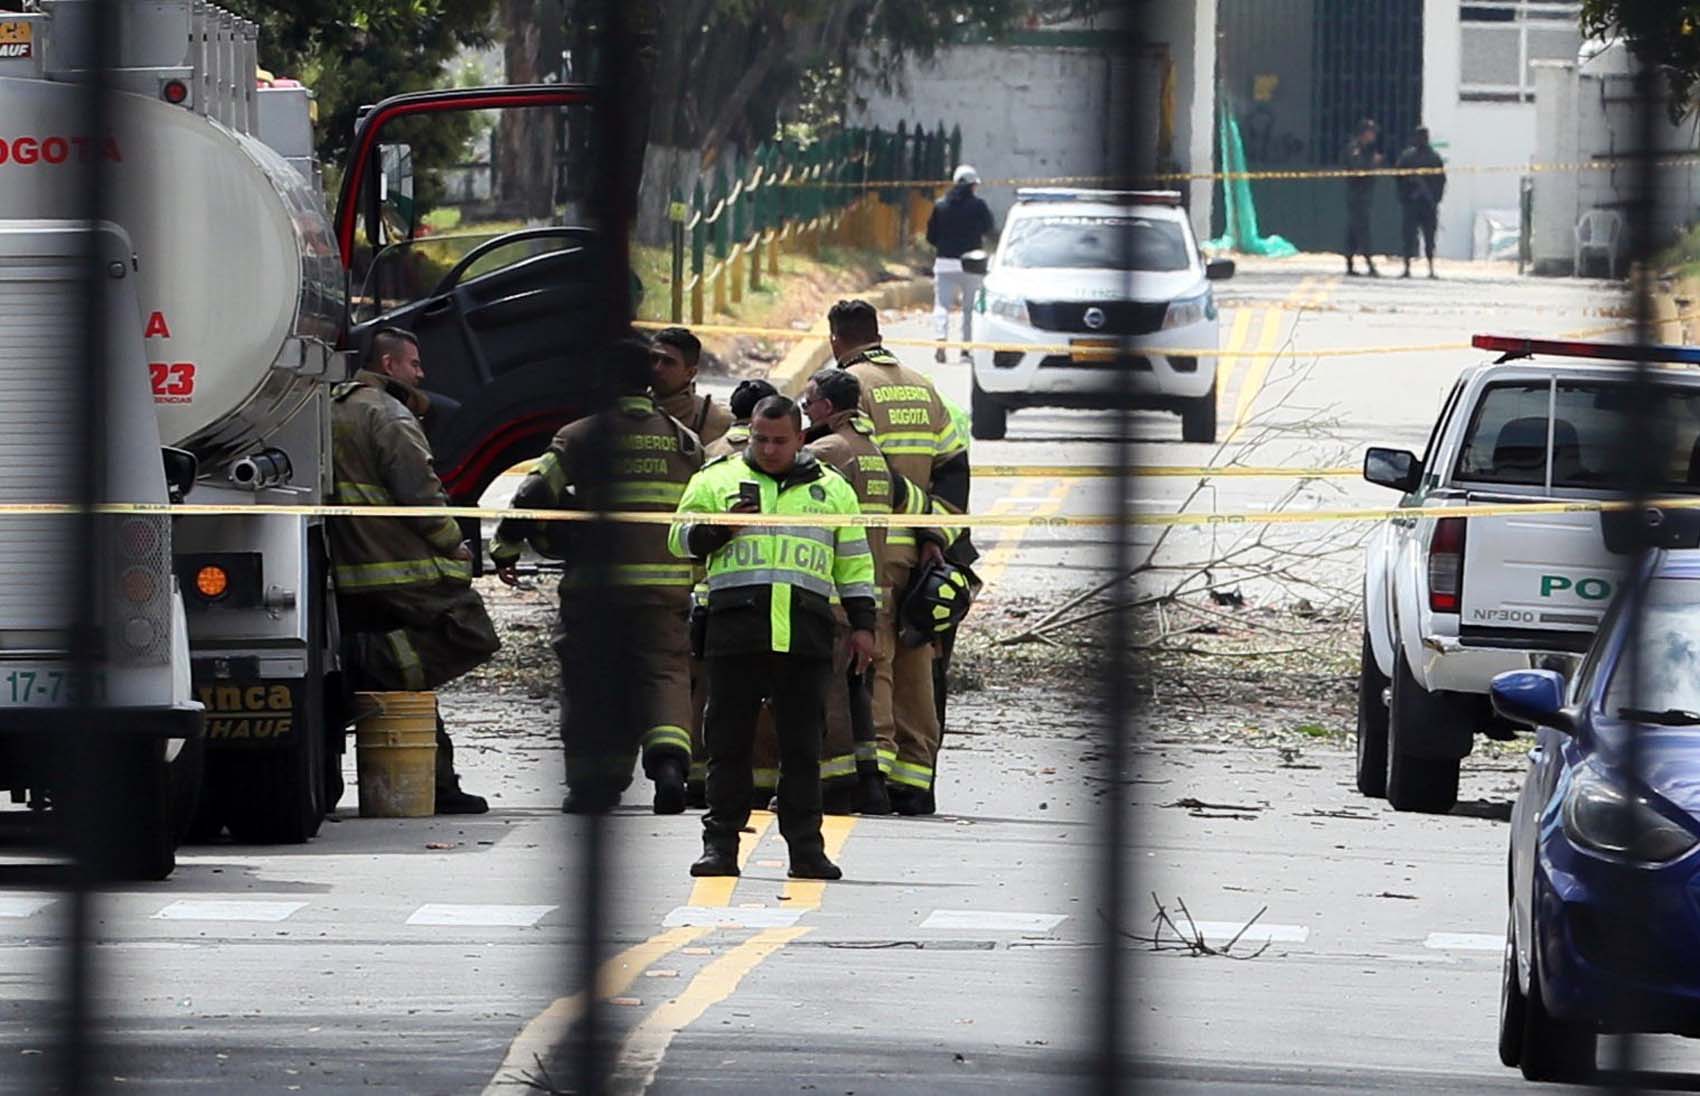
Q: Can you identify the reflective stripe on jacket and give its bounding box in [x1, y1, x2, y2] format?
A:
[328, 372, 470, 594]
[668, 450, 876, 657]
[840, 346, 965, 492]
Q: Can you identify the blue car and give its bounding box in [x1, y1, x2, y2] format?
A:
[1491, 551, 1700, 1082]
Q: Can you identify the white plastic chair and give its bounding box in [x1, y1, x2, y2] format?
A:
[1573, 209, 1623, 279]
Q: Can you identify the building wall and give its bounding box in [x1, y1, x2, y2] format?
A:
[846, 4, 1216, 241]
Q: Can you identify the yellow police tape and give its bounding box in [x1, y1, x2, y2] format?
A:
[629, 317, 1657, 362]
[779, 154, 1700, 189]
[4, 495, 1690, 530]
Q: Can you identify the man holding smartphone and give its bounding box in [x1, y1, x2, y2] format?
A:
[669, 396, 877, 880]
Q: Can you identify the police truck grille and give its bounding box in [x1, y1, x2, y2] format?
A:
[1026, 301, 1169, 335]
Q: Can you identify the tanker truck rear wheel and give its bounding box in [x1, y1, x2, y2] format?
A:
[64, 736, 175, 882]
[222, 708, 324, 844]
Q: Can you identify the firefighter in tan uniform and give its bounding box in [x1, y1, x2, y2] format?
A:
[687, 377, 777, 807]
[329, 328, 499, 815]
[490, 340, 703, 814]
[828, 300, 970, 815]
[801, 368, 954, 814]
[651, 327, 732, 447]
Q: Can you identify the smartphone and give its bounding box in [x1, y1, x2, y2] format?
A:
[736, 481, 761, 510]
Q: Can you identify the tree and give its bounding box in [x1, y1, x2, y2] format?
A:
[225, 1, 499, 172]
[1582, 0, 1700, 117]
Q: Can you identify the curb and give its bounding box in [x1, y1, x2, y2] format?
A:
[766, 276, 935, 396]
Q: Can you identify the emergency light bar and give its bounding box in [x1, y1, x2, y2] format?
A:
[1472, 334, 1700, 366]
[1015, 188, 1183, 206]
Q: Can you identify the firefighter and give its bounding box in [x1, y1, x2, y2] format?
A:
[669, 396, 877, 879]
[490, 338, 702, 814]
[703, 378, 778, 460]
[651, 326, 733, 446]
[329, 327, 498, 815]
[687, 376, 778, 808]
[801, 368, 953, 815]
[829, 299, 969, 815]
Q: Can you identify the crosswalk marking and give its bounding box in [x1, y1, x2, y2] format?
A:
[152, 899, 307, 923]
[661, 905, 804, 929]
[1177, 921, 1310, 945]
[406, 904, 556, 928]
[1424, 932, 1503, 952]
[0, 896, 53, 918]
[921, 910, 1066, 932]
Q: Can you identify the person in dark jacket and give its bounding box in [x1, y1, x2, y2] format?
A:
[1341, 119, 1383, 277]
[926, 165, 997, 364]
[1396, 127, 1446, 279]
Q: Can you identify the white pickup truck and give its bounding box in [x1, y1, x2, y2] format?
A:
[1358, 335, 1700, 813]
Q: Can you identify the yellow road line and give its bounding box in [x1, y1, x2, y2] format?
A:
[974, 480, 1074, 589]
[1229, 276, 1336, 443]
[779, 814, 858, 909]
[609, 926, 811, 1095]
[1214, 306, 1257, 411]
[480, 925, 713, 1095]
[685, 809, 775, 908]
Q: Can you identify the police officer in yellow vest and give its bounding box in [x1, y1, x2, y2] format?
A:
[828, 300, 969, 815]
[329, 328, 499, 815]
[491, 339, 703, 814]
[670, 396, 877, 880]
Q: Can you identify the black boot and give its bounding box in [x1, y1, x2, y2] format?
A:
[788, 850, 842, 880]
[917, 786, 937, 816]
[750, 788, 775, 812]
[561, 787, 620, 814]
[652, 758, 687, 816]
[856, 769, 892, 815]
[888, 783, 928, 816]
[685, 782, 707, 810]
[822, 783, 856, 816]
[435, 780, 488, 815]
[690, 844, 740, 877]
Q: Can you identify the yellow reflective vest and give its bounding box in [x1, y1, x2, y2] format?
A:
[669, 451, 876, 657]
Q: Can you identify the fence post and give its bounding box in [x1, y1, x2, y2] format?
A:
[767, 145, 782, 278]
[669, 185, 685, 323]
[748, 145, 765, 294]
[712, 165, 729, 314]
[690, 178, 705, 324]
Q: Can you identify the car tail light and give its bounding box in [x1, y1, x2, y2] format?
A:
[1428, 517, 1466, 613]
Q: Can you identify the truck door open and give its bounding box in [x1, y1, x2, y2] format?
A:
[332, 86, 604, 504]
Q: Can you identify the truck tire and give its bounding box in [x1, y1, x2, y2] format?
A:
[1354, 630, 1390, 798]
[1497, 913, 1525, 1069]
[222, 705, 324, 844]
[1181, 383, 1218, 444]
[1386, 650, 1463, 814]
[1519, 948, 1595, 1082]
[971, 376, 1007, 441]
[169, 732, 205, 846]
[68, 736, 175, 882]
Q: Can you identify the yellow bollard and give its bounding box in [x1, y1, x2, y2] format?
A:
[730, 244, 745, 304]
[354, 691, 438, 818]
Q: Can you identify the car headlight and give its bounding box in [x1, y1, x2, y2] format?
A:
[984, 292, 1029, 326]
[1162, 291, 1215, 330]
[1562, 765, 1699, 865]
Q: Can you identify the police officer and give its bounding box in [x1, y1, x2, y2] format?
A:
[703, 378, 778, 461]
[926, 165, 996, 364]
[670, 396, 877, 879]
[829, 299, 969, 814]
[801, 368, 950, 815]
[651, 327, 732, 446]
[1396, 126, 1446, 280]
[490, 339, 702, 814]
[330, 328, 498, 815]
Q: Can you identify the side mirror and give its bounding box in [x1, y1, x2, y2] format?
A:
[1205, 257, 1236, 281]
[161, 446, 198, 502]
[379, 143, 417, 243]
[1363, 446, 1422, 493]
[1489, 669, 1575, 734]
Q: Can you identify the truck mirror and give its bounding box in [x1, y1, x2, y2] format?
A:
[1363, 447, 1421, 493]
[379, 143, 417, 243]
[1205, 257, 1236, 281]
[161, 446, 198, 502]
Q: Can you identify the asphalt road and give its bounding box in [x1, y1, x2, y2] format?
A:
[4, 259, 1685, 1095]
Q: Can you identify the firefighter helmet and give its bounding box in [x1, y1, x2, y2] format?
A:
[899, 560, 975, 647]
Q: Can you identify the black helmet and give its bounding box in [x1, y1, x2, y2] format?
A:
[899, 560, 975, 647]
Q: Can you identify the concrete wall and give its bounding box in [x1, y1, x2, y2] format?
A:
[1531, 47, 1700, 275]
[1420, 1, 1537, 260]
[847, 3, 1216, 242]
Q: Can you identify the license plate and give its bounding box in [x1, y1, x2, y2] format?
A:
[1070, 338, 1120, 364]
[0, 665, 105, 707]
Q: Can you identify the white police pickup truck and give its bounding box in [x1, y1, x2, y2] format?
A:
[971, 188, 1233, 443]
[1358, 335, 1700, 813]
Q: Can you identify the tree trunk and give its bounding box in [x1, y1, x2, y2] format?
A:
[496, 0, 564, 221]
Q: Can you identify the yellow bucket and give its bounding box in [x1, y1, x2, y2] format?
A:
[354, 691, 438, 818]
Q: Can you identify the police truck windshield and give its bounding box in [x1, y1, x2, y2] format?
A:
[999, 215, 1191, 272]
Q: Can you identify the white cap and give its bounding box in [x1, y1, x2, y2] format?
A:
[953, 164, 981, 186]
